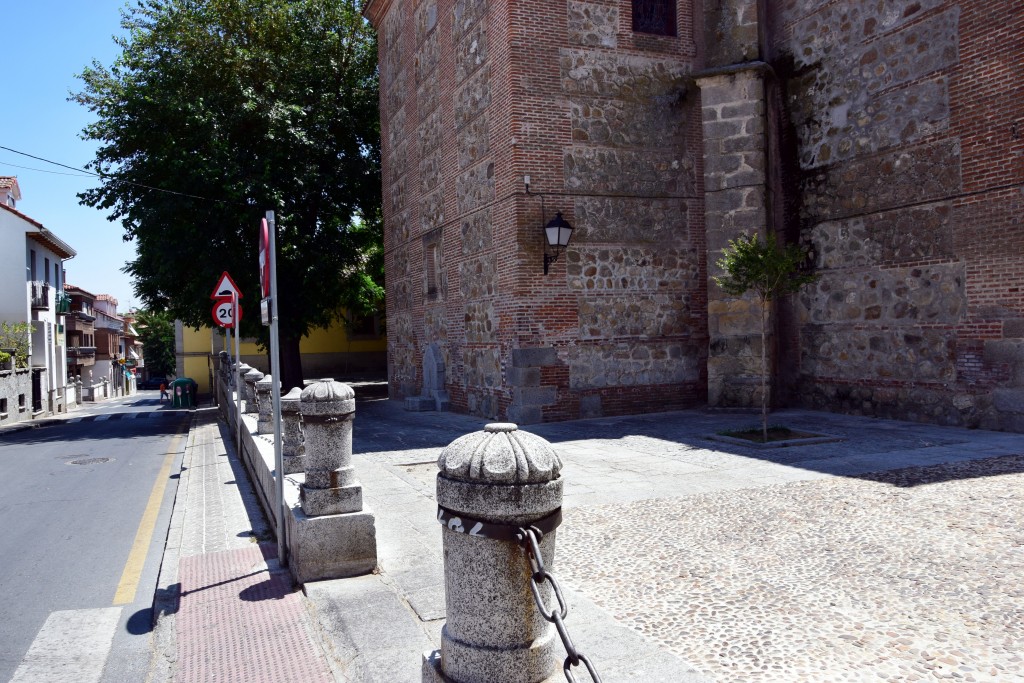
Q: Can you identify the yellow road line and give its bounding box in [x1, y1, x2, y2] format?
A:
[112, 425, 186, 606]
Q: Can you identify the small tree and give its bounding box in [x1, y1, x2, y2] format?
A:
[135, 310, 176, 377]
[0, 321, 35, 369]
[714, 232, 817, 442]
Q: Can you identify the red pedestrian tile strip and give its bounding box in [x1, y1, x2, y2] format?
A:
[175, 544, 334, 683]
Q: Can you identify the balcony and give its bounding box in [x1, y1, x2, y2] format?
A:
[56, 293, 72, 315]
[67, 346, 97, 358]
[66, 314, 96, 334]
[31, 281, 50, 310]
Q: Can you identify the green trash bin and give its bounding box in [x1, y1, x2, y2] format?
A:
[171, 378, 195, 408]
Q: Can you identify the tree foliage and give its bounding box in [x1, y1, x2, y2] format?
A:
[714, 232, 817, 441]
[0, 321, 34, 369]
[73, 0, 381, 389]
[135, 309, 176, 377]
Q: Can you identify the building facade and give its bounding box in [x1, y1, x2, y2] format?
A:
[0, 182, 76, 422]
[364, 0, 1024, 430]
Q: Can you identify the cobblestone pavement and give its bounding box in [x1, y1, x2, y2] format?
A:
[558, 454, 1024, 682]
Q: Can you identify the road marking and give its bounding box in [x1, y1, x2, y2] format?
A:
[95, 415, 111, 422]
[67, 417, 83, 423]
[112, 425, 186, 606]
[9, 607, 121, 683]
[125, 412, 139, 419]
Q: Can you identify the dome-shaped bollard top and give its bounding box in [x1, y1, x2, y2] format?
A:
[429, 423, 563, 683]
[242, 367, 263, 414]
[299, 379, 361, 516]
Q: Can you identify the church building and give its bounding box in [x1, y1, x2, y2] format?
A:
[362, 0, 1024, 431]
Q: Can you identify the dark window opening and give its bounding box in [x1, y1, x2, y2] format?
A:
[632, 0, 676, 36]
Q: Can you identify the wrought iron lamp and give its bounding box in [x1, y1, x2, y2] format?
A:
[543, 212, 573, 275]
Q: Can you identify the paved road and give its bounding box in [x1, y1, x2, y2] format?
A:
[0, 393, 190, 683]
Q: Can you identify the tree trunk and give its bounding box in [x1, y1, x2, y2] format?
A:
[275, 335, 304, 393]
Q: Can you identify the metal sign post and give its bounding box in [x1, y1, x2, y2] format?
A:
[234, 292, 242, 462]
[264, 211, 287, 566]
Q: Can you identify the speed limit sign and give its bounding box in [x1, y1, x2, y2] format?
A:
[212, 297, 242, 328]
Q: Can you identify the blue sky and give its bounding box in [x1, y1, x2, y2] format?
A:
[1, 1, 136, 309]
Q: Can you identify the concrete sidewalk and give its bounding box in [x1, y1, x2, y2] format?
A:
[156, 400, 1024, 682]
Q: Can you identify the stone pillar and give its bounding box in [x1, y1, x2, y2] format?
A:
[255, 374, 275, 435]
[232, 362, 251, 393]
[281, 387, 305, 474]
[243, 367, 263, 414]
[299, 379, 362, 515]
[424, 423, 564, 683]
[698, 66, 771, 409]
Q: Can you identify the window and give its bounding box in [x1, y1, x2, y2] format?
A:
[632, 0, 676, 36]
[45, 258, 51, 284]
[423, 229, 444, 301]
[29, 249, 36, 281]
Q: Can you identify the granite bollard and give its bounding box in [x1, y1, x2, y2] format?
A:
[231, 362, 250, 393]
[243, 367, 263, 414]
[299, 379, 361, 515]
[291, 378, 377, 580]
[424, 423, 564, 683]
[281, 387, 305, 474]
[255, 374, 275, 435]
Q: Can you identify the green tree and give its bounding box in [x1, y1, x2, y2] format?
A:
[714, 232, 817, 442]
[73, 0, 381, 391]
[136, 309, 176, 377]
[0, 321, 34, 369]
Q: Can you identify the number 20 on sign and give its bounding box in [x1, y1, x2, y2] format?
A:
[212, 297, 242, 328]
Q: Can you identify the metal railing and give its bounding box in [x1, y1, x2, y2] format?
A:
[30, 281, 50, 309]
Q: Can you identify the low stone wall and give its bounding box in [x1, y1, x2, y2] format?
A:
[218, 372, 377, 584]
[0, 369, 32, 426]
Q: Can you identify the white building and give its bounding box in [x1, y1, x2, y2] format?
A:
[0, 177, 77, 420]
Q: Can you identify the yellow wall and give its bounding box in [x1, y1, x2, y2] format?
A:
[179, 316, 385, 394]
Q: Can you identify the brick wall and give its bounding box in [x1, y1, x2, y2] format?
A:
[367, 0, 1024, 431]
[770, 0, 1024, 430]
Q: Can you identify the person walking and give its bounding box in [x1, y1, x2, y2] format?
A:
[159, 381, 168, 402]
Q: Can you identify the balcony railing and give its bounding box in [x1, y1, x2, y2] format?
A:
[73, 306, 96, 322]
[31, 281, 50, 310]
[67, 346, 97, 358]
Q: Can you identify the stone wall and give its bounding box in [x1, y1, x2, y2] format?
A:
[0, 369, 32, 427]
[771, 0, 1024, 430]
[367, 0, 1024, 432]
[369, 0, 705, 423]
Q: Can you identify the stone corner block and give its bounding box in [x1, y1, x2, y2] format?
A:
[286, 507, 377, 584]
[508, 366, 541, 387]
[992, 388, 1024, 414]
[511, 347, 559, 368]
[405, 395, 436, 411]
[506, 404, 543, 425]
[301, 482, 363, 516]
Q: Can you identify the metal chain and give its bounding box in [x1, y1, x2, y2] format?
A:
[517, 526, 603, 683]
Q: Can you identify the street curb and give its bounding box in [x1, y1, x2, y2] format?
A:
[149, 408, 204, 683]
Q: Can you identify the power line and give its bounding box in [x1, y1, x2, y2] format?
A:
[0, 159, 95, 178]
[0, 145, 245, 206]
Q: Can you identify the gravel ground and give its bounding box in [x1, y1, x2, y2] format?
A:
[558, 455, 1024, 682]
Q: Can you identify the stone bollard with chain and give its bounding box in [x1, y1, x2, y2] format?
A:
[281, 387, 305, 474]
[425, 423, 600, 683]
[255, 374, 275, 435]
[242, 367, 263, 414]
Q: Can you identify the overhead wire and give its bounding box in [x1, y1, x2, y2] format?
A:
[0, 144, 245, 206]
